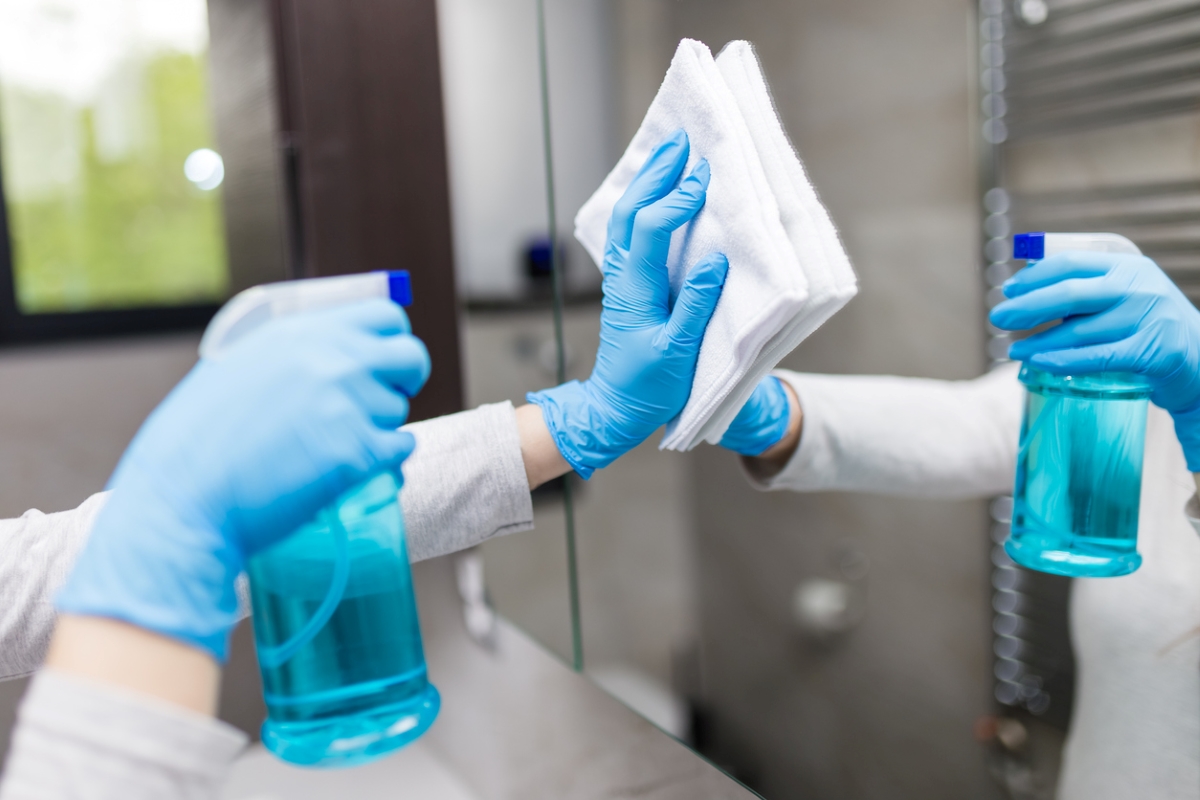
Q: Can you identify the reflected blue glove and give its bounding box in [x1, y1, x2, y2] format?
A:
[528, 130, 728, 478]
[990, 250, 1200, 469]
[57, 299, 431, 660]
[719, 376, 791, 456]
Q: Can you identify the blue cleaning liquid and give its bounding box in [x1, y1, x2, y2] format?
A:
[247, 471, 439, 767]
[1006, 365, 1150, 577]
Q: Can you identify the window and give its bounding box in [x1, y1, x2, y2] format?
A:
[0, 0, 228, 340]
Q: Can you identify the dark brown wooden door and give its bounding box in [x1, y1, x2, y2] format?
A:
[269, 0, 463, 421]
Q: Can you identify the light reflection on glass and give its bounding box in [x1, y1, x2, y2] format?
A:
[184, 147, 223, 191]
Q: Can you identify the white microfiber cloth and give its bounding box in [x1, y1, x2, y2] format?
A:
[575, 39, 855, 451]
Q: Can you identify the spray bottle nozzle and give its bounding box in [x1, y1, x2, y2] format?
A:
[1012, 231, 1141, 262]
[1013, 232, 1045, 260]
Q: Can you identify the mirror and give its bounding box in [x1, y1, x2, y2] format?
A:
[561, 8, 999, 795]
[461, 0, 1200, 798]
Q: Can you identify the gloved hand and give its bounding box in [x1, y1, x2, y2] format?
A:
[528, 130, 728, 478]
[57, 299, 431, 660]
[990, 250, 1200, 469]
[719, 375, 792, 456]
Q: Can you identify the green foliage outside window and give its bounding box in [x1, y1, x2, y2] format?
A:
[0, 51, 228, 313]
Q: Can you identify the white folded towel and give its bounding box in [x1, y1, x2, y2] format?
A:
[575, 39, 856, 451]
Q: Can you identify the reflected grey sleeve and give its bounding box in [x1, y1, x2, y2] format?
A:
[0, 493, 108, 681]
[748, 363, 1023, 499]
[0, 669, 246, 800]
[1186, 495, 1200, 536]
[400, 401, 534, 562]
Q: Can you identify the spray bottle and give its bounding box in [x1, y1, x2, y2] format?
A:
[201, 271, 440, 767]
[1006, 233, 1151, 578]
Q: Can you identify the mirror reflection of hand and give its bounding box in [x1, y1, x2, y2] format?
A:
[719, 375, 793, 456]
[991, 250, 1200, 468]
[528, 130, 728, 478]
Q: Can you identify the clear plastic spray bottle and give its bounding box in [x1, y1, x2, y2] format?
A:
[1005, 233, 1151, 578]
[200, 271, 440, 767]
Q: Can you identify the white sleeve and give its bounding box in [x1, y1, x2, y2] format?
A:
[0, 669, 246, 800]
[748, 363, 1023, 499]
[400, 401, 534, 562]
[0, 493, 108, 681]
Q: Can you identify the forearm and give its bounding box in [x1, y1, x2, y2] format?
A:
[45, 615, 219, 715]
[515, 403, 573, 489]
[747, 365, 1024, 498]
[400, 402, 537, 561]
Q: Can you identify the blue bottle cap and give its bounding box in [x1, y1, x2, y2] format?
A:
[1013, 232, 1045, 260]
[387, 271, 412, 306]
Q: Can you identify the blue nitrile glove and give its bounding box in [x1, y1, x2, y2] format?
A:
[57, 299, 431, 661]
[990, 250, 1200, 470]
[527, 130, 728, 478]
[719, 375, 792, 456]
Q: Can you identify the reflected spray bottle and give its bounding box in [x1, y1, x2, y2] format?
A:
[1006, 233, 1151, 578]
[200, 272, 440, 767]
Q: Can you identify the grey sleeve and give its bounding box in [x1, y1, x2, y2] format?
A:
[400, 401, 535, 562]
[0, 669, 246, 800]
[749, 363, 1024, 499]
[0, 493, 108, 681]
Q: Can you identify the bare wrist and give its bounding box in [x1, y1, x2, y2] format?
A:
[46, 615, 220, 715]
[515, 403, 573, 489]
